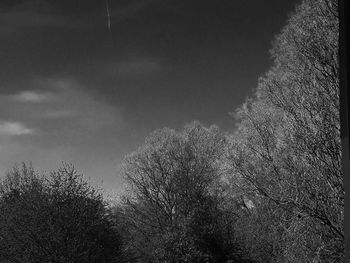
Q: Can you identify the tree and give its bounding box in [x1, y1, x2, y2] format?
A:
[0, 163, 122, 263]
[121, 121, 244, 262]
[226, 0, 343, 262]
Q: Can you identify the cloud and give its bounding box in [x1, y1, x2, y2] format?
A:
[35, 78, 123, 128]
[0, 77, 124, 139]
[0, 77, 125, 196]
[13, 90, 50, 103]
[0, 121, 35, 136]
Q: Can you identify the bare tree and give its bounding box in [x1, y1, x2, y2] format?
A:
[226, 0, 343, 262]
[121, 122, 239, 262]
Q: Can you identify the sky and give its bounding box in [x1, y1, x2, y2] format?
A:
[0, 0, 299, 198]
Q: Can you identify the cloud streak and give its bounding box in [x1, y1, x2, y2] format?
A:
[13, 90, 50, 103]
[0, 76, 124, 142]
[0, 77, 125, 196]
[0, 121, 35, 136]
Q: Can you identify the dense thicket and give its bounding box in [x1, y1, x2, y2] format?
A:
[0, 164, 122, 263]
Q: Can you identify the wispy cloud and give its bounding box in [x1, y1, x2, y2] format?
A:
[0, 121, 35, 136]
[0, 77, 124, 138]
[13, 90, 50, 103]
[35, 78, 123, 128]
[0, 77, 124, 193]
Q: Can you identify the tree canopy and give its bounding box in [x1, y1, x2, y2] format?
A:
[0, 163, 122, 263]
[225, 0, 343, 261]
[120, 122, 238, 262]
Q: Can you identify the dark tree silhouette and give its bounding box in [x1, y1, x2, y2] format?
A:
[0, 163, 122, 263]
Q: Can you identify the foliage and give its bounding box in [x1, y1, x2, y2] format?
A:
[120, 121, 249, 262]
[225, 0, 343, 262]
[0, 163, 122, 263]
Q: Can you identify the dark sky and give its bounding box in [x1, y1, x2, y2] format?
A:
[0, 0, 299, 197]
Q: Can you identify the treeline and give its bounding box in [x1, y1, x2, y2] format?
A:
[0, 0, 343, 262]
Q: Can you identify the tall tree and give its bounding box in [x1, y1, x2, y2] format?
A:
[121, 122, 242, 262]
[226, 0, 343, 262]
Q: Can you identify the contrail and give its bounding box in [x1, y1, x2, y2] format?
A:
[106, 0, 111, 32]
